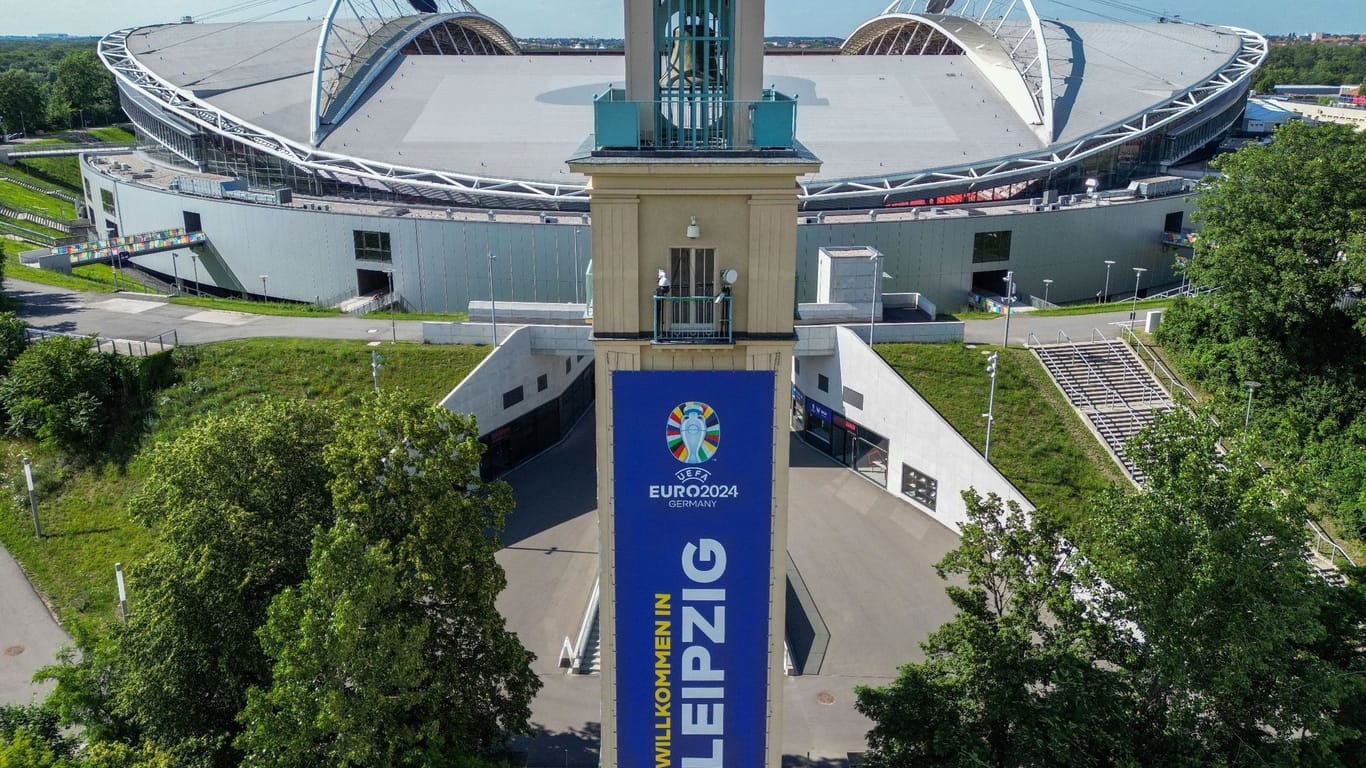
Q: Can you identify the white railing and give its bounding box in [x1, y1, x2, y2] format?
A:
[571, 577, 600, 674]
[1308, 519, 1358, 569]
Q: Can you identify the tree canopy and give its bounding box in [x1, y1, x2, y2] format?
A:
[1158, 120, 1366, 538]
[858, 412, 1366, 767]
[236, 393, 537, 767]
[39, 393, 537, 768]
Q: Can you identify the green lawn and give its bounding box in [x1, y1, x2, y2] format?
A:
[392, 309, 472, 322]
[5, 253, 124, 293]
[16, 156, 83, 192]
[941, 297, 1174, 321]
[878, 342, 1127, 530]
[0, 213, 67, 240]
[87, 127, 135, 143]
[169, 295, 342, 317]
[0, 178, 76, 220]
[0, 339, 489, 634]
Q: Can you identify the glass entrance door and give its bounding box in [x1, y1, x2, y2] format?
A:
[669, 247, 716, 331]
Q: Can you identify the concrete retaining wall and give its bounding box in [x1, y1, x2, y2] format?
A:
[793, 326, 1031, 532]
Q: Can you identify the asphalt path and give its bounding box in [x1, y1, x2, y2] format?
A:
[6, 279, 429, 345]
[0, 546, 70, 706]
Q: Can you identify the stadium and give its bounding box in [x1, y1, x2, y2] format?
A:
[78, 0, 1266, 315]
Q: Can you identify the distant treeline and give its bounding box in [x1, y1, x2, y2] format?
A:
[0, 38, 121, 134]
[1254, 42, 1366, 92]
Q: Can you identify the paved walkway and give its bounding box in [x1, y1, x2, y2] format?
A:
[0, 546, 69, 706]
[5, 279, 429, 345]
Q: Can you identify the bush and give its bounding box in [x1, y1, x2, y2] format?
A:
[0, 311, 29, 375]
[0, 336, 144, 458]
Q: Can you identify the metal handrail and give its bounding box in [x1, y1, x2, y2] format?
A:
[1093, 328, 1170, 406]
[652, 295, 733, 344]
[1032, 340, 1136, 459]
[1308, 519, 1358, 569]
[1119, 325, 1198, 404]
[571, 577, 600, 673]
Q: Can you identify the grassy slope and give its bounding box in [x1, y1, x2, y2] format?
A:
[169, 296, 341, 317]
[87, 127, 135, 143]
[0, 339, 488, 634]
[878, 342, 1126, 530]
[0, 179, 75, 220]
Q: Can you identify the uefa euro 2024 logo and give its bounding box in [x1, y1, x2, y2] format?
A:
[653, 401, 738, 504]
[666, 402, 719, 464]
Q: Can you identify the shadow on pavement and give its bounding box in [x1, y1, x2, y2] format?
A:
[506, 720, 601, 767]
[788, 431, 842, 469]
[6, 286, 82, 321]
[500, 405, 598, 547]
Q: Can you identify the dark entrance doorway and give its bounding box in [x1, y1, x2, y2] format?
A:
[356, 268, 389, 296]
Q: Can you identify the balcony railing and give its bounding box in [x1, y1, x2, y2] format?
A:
[594, 88, 797, 151]
[653, 295, 733, 344]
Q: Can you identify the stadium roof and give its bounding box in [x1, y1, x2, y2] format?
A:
[102, 5, 1264, 206]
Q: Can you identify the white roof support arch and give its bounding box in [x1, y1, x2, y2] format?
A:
[866, 0, 1055, 141]
[309, 0, 519, 145]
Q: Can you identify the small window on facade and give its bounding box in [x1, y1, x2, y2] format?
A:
[1164, 211, 1184, 232]
[502, 386, 524, 409]
[972, 230, 1011, 263]
[353, 230, 392, 262]
[842, 386, 864, 410]
[537, 374, 548, 392]
[184, 211, 202, 232]
[565, 358, 572, 374]
[795, 359, 801, 375]
[901, 464, 939, 511]
[100, 189, 116, 215]
[817, 374, 829, 393]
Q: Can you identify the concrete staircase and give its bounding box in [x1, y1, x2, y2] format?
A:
[1031, 338, 1175, 486]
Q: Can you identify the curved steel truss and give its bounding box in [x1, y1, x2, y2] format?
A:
[98, 27, 585, 206]
[802, 25, 1266, 206]
[311, 1, 519, 144]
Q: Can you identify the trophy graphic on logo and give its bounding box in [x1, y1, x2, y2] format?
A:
[666, 401, 720, 464]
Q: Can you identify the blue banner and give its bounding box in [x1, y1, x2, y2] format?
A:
[612, 370, 775, 768]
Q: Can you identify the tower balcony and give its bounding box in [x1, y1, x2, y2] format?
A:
[653, 294, 733, 344]
[593, 88, 797, 152]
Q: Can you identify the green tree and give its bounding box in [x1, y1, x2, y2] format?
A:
[1159, 121, 1366, 429]
[0, 68, 45, 135]
[236, 392, 538, 768]
[48, 50, 115, 127]
[99, 400, 337, 768]
[0, 311, 30, 376]
[0, 335, 142, 458]
[1084, 411, 1356, 766]
[855, 493, 1132, 767]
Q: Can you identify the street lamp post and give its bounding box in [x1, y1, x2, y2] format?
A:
[1243, 380, 1261, 429]
[1042, 278, 1053, 306]
[1130, 267, 1148, 326]
[387, 269, 397, 343]
[488, 253, 499, 347]
[22, 456, 40, 539]
[259, 275, 268, 301]
[868, 254, 891, 347]
[190, 252, 200, 293]
[984, 352, 999, 462]
[1102, 259, 1115, 303]
[1001, 270, 1015, 348]
[170, 252, 181, 295]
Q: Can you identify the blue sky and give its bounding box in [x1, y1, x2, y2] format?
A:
[7, 0, 1365, 38]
